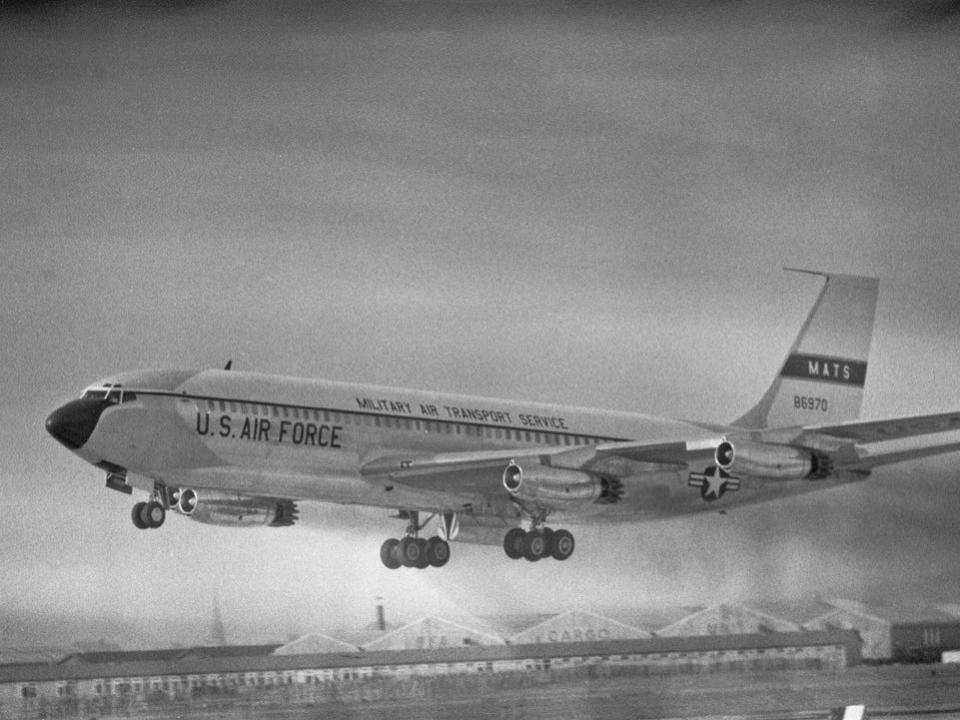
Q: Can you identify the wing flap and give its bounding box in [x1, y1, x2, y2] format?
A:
[810, 410, 960, 444]
[593, 437, 721, 466]
[796, 411, 960, 470]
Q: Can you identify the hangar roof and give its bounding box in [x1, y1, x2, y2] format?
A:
[821, 599, 960, 626]
[57, 645, 281, 666]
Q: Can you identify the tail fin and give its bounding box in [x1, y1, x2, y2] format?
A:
[733, 270, 879, 430]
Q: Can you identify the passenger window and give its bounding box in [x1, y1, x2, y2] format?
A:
[323, 411, 330, 422]
[293, 408, 299, 419]
[240, 403, 248, 414]
[229, 402, 237, 413]
[208, 400, 215, 411]
[273, 406, 280, 417]
[282, 407, 289, 418]
[219, 401, 226, 412]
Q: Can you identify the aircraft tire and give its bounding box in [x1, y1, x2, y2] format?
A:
[541, 527, 555, 553]
[145, 501, 166, 529]
[380, 539, 401, 569]
[131, 502, 149, 530]
[426, 537, 450, 567]
[551, 529, 575, 561]
[398, 537, 420, 567]
[415, 538, 430, 569]
[522, 530, 547, 562]
[503, 528, 525, 560]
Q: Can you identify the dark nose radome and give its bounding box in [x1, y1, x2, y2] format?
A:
[45, 399, 112, 450]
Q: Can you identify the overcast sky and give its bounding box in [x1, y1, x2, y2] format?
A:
[3, 0, 960, 647]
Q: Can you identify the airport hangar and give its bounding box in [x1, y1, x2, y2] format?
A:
[0, 605, 867, 705]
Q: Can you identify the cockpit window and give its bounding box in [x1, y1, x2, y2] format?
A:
[81, 384, 136, 404]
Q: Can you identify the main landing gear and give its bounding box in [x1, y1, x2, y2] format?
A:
[503, 526, 575, 562]
[502, 502, 574, 562]
[380, 510, 451, 570]
[131, 483, 173, 530]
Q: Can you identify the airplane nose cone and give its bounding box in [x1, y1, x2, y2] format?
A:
[45, 398, 112, 450]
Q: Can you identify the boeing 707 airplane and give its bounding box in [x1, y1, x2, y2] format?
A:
[45, 270, 960, 569]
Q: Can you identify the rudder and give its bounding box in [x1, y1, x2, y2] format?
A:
[732, 270, 879, 430]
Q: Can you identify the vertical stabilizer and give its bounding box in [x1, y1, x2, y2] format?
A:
[732, 270, 879, 430]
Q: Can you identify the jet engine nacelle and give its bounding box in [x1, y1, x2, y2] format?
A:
[501, 462, 622, 509]
[172, 488, 298, 527]
[714, 440, 832, 480]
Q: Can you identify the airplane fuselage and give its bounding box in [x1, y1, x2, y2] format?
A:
[58, 368, 859, 528]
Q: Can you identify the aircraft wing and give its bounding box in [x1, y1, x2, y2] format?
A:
[360, 409, 960, 497]
[359, 436, 722, 494]
[796, 410, 960, 470]
[806, 410, 960, 443]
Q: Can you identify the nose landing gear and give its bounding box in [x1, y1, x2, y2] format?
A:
[130, 483, 173, 530]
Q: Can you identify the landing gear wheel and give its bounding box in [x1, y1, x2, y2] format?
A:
[550, 529, 575, 561]
[522, 530, 548, 562]
[426, 536, 450, 568]
[131, 502, 149, 530]
[541, 527, 555, 553]
[503, 527, 525, 560]
[398, 536, 422, 567]
[380, 538, 401, 569]
[145, 501, 166, 529]
[414, 538, 430, 569]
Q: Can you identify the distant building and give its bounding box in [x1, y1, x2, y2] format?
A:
[657, 603, 801, 637]
[274, 634, 359, 655]
[361, 617, 506, 651]
[805, 600, 960, 661]
[0, 629, 861, 709]
[508, 610, 650, 645]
